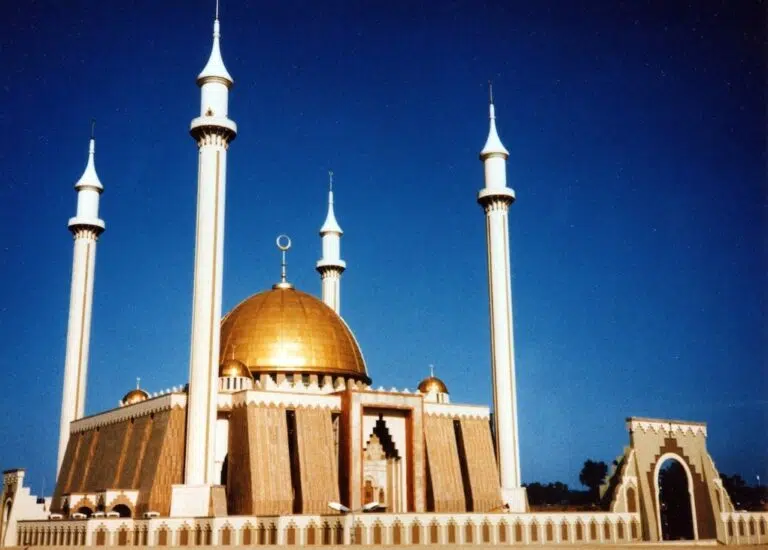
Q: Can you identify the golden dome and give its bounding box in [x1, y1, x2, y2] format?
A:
[220, 286, 369, 383]
[122, 388, 149, 405]
[219, 358, 251, 378]
[417, 376, 449, 394]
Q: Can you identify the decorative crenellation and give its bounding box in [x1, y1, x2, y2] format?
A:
[626, 417, 707, 438]
[117, 386, 183, 407]
[71, 393, 187, 433]
[2, 469, 23, 490]
[70, 226, 102, 240]
[230, 389, 341, 411]
[424, 402, 491, 420]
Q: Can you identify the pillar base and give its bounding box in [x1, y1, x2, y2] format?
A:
[170, 484, 211, 517]
[502, 487, 528, 513]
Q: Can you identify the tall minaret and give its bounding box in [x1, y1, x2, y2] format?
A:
[316, 171, 346, 314]
[57, 127, 105, 475]
[477, 86, 527, 512]
[178, 1, 237, 508]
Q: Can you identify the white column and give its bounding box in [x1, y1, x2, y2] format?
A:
[185, 129, 232, 487]
[478, 99, 527, 511]
[58, 230, 100, 470]
[319, 268, 342, 312]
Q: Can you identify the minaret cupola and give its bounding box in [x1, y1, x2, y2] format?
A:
[69, 129, 105, 233]
[478, 84, 515, 204]
[196, 5, 234, 121]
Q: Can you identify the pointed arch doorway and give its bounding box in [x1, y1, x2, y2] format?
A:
[363, 415, 406, 512]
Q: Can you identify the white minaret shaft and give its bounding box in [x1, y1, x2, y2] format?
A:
[477, 94, 527, 511]
[57, 136, 105, 474]
[185, 12, 237, 489]
[316, 171, 346, 314]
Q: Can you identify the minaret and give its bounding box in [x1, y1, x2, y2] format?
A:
[175, 2, 237, 511]
[57, 126, 105, 475]
[316, 170, 346, 314]
[477, 85, 527, 511]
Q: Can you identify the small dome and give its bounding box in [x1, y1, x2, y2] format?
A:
[417, 376, 449, 395]
[219, 358, 251, 378]
[122, 388, 149, 406]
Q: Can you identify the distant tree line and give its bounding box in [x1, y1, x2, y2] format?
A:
[524, 460, 767, 512]
[721, 473, 767, 511]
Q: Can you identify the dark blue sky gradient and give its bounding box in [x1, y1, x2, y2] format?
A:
[1, 1, 765, 492]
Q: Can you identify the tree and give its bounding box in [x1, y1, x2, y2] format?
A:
[579, 460, 608, 502]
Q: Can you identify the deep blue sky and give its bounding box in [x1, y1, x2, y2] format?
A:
[1, 1, 765, 493]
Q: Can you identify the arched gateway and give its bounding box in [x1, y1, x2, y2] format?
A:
[602, 417, 735, 542]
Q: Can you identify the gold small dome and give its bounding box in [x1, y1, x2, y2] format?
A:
[417, 376, 449, 394]
[122, 388, 149, 405]
[219, 358, 251, 378]
[220, 286, 369, 383]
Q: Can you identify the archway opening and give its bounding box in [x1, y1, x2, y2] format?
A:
[77, 507, 93, 518]
[221, 454, 229, 486]
[112, 504, 132, 518]
[658, 459, 694, 540]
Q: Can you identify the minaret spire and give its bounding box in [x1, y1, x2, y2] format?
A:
[172, 0, 238, 517]
[480, 81, 509, 158]
[197, 1, 233, 88]
[317, 170, 346, 314]
[57, 128, 106, 475]
[476, 87, 527, 512]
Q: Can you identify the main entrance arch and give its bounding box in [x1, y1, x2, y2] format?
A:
[602, 417, 727, 542]
[653, 453, 697, 540]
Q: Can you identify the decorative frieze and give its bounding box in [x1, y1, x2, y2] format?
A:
[71, 393, 187, 433]
[626, 417, 707, 438]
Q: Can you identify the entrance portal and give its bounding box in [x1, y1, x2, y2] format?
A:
[655, 456, 695, 540]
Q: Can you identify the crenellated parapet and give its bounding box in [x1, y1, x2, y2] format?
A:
[71, 393, 187, 433]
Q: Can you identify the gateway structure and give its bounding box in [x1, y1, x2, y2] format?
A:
[1, 7, 765, 548]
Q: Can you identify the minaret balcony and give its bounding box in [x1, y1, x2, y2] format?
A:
[477, 186, 515, 208]
[189, 116, 237, 142]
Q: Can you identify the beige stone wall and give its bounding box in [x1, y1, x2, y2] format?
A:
[424, 416, 464, 512]
[51, 407, 186, 517]
[226, 404, 292, 516]
[295, 407, 340, 514]
[459, 418, 502, 512]
[83, 421, 129, 490]
[135, 407, 185, 516]
[116, 415, 152, 488]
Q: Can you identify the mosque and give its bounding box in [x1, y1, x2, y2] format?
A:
[1, 7, 765, 548]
